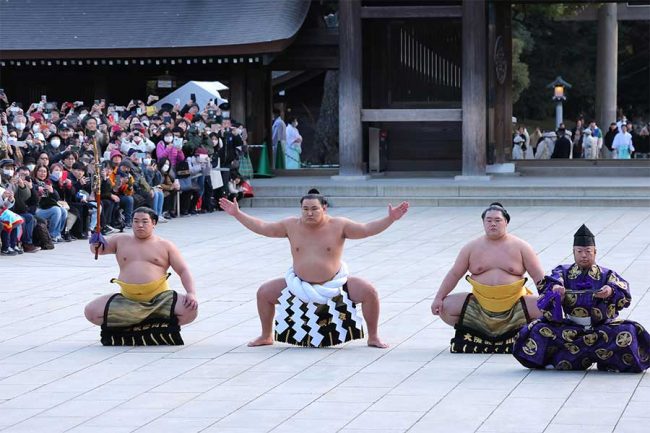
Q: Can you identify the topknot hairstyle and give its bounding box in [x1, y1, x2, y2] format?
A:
[481, 202, 510, 223]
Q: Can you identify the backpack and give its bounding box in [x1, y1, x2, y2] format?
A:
[33, 219, 54, 250]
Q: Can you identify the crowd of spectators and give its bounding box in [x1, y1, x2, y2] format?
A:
[512, 116, 650, 160]
[0, 90, 252, 257]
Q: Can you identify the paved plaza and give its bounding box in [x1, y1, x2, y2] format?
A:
[2, 206, 650, 433]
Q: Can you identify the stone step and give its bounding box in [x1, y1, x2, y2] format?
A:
[515, 159, 650, 177]
[245, 196, 650, 208]
[243, 174, 650, 207]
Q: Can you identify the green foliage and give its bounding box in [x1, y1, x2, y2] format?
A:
[511, 4, 649, 123]
[512, 5, 597, 122]
[511, 38, 529, 104]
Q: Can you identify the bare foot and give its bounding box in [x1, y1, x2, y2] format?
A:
[367, 337, 389, 349]
[247, 336, 274, 347]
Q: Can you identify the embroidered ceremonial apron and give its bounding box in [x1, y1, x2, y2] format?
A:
[450, 276, 531, 354]
[100, 273, 183, 346]
[274, 263, 365, 347]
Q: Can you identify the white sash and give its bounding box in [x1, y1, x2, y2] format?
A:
[284, 262, 349, 304]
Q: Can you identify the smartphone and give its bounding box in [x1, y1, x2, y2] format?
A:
[94, 99, 100, 105]
[174, 98, 180, 105]
[190, 93, 196, 103]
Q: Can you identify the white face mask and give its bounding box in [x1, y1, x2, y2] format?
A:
[14, 123, 25, 130]
[143, 158, 152, 166]
[3, 169, 14, 177]
[162, 164, 170, 172]
[50, 171, 61, 181]
[27, 164, 36, 172]
[7, 137, 17, 145]
[164, 135, 173, 143]
[50, 139, 61, 148]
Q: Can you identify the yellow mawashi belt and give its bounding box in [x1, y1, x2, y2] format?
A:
[466, 275, 531, 313]
[110, 273, 171, 302]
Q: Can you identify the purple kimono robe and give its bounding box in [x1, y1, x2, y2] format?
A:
[513, 263, 650, 372]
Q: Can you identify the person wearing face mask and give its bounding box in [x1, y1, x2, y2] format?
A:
[155, 128, 185, 169]
[43, 134, 64, 161]
[49, 162, 80, 242]
[33, 164, 68, 242]
[11, 115, 28, 139]
[0, 182, 24, 256]
[0, 158, 17, 190]
[156, 157, 179, 218]
[9, 165, 40, 253]
[285, 117, 302, 169]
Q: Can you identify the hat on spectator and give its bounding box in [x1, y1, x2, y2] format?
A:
[160, 103, 174, 112]
[110, 149, 123, 160]
[127, 148, 139, 157]
[196, 147, 208, 156]
[59, 122, 72, 131]
[0, 158, 16, 168]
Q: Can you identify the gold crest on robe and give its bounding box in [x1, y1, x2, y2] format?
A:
[595, 348, 614, 360]
[522, 338, 538, 356]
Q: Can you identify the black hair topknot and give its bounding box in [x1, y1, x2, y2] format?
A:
[481, 202, 510, 223]
[300, 188, 328, 206]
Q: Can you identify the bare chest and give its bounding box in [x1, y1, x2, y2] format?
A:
[469, 246, 523, 275]
[116, 243, 168, 266]
[288, 225, 344, 256]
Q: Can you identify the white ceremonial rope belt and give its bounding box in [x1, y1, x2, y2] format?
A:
[285, 262, 350, 304]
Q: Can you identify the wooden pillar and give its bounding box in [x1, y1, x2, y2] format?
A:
[492, 1, 512, 164]
[596, 4, 617, 130]
[245, 67, 268, 145]
[461, 0, 487, 176]
[230, 64, 246, 125]
[338, 0, 364, 176]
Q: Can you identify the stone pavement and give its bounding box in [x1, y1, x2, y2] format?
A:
[2, 206, 649, 433]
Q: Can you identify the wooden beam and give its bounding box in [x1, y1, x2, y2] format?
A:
[361, 6, 462, 19]
[361, 109, 462, 122]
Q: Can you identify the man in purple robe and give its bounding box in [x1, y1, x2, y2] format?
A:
[513, 224, 650, 372]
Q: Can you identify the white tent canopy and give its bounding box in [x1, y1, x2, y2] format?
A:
[156, 81, 228, 110]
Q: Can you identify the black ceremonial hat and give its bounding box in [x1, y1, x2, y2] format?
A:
[573, 224, 595, 247]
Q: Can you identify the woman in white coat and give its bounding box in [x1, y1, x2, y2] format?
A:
[285, 117, 303, 169]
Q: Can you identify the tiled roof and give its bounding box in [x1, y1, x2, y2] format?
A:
[0, 0, 310, 55]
